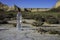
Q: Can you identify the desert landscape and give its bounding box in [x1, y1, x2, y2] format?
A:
[0, 0, 60, 40]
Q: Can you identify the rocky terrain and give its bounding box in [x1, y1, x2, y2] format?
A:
[0, 28, 60, 40]
[0, 19, 60, 40]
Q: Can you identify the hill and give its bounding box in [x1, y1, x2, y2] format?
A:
[54, 0, 60, 8]
[0, 2, 9, 11]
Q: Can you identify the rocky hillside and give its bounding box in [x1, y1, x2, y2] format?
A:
[0, 2, 18, 11]
[0, 2, 9, 11]
[7, 5, 18, 11]
[54, 0, 60, 8]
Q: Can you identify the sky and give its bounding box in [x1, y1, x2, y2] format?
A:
[0, 0, 57, 8]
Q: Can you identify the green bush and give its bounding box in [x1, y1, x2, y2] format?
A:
[32, 21, 44, 27]
[0, 9, 4, 11]
[44, 15, 59, 24]
[37, 28, 47, 33]
[22, 11, 60, 24]
[48, 30, 60, 34]
[34, 14, 42, 20]
[46, 18, 59, 24]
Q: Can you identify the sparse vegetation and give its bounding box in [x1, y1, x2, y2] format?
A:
[22, 11, 60, 24]
[48, 30, 60, 35]
[0, 9, 17, 24]
[37, 28, 60, 35]
[32, 21, 44, 27]
[37, 28, 47, 34]
[45, 15, 59, 24]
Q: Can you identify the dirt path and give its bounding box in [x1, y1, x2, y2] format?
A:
[0, 28, 60, 40]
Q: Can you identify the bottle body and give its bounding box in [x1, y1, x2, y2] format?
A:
[16, 12, 22, 30]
